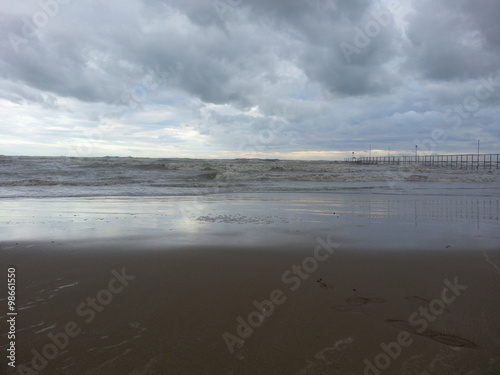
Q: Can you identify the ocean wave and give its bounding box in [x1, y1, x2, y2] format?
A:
[0, 156, 499, 198]
[0, 179, 137, 187]
[211, 171, 500, 183]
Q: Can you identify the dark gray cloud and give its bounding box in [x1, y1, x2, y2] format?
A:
[404, 0, 499, 81]
[0, 0, 498, 158]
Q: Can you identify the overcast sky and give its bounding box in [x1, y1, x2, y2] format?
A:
[0, 0, 499, 159]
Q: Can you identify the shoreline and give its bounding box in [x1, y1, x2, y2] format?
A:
[0, 193, 499, 250]
[1, 192, 499, 374]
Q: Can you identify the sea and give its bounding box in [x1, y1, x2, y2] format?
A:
[1, 155, 499, 245]
[1, 155, 499, 199]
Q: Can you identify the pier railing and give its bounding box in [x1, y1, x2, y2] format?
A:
[344, 153, 500, 170]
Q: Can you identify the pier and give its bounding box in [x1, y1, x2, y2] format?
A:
[345, 153, 500, 170]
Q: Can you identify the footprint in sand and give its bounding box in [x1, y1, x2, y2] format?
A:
[385, 319, 478, 349]
[332, 296, 386, 312]
[405, 295, 450, 312]
[347, 296, 386, 305]
[316, 278, 329, 289]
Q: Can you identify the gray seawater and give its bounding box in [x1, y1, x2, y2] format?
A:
[0, 155, 499, 198]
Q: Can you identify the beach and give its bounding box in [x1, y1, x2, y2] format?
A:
[2, 0, 500, 372]
[1, 191, 499, 375]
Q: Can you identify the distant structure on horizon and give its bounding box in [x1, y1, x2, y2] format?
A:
[345, 153, 499, 170]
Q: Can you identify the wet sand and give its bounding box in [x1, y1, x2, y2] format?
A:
[0, 194, 499, 374]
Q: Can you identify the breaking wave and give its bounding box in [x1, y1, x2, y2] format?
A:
[0, 156, 498, 198]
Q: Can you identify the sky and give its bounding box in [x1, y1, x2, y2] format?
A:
[0, 0, 499, 160]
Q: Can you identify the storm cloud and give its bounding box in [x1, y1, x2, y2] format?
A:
[0, 0, 498, 158]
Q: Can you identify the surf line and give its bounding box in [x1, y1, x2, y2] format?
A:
[222, 235, 340, 354]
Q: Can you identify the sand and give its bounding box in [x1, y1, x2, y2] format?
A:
[0, 193, 499, 374]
